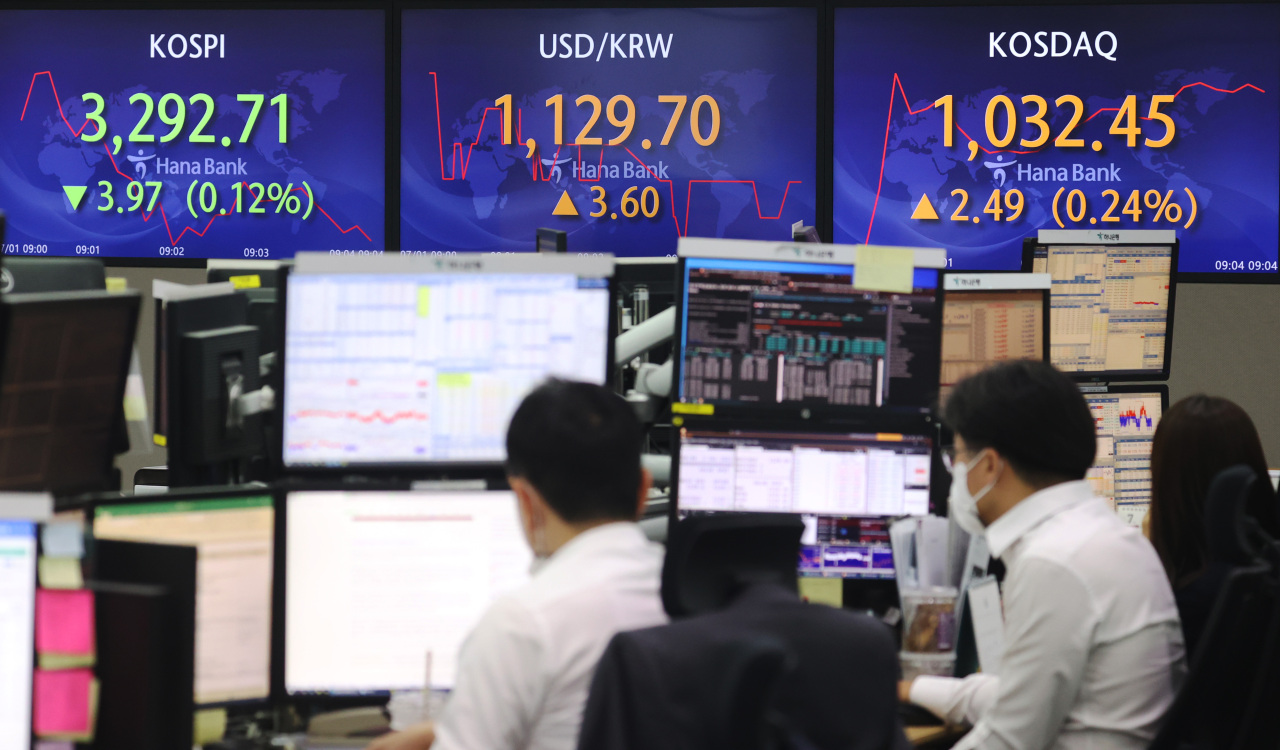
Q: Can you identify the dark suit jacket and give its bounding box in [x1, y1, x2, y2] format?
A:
[576, 583, 910, 750]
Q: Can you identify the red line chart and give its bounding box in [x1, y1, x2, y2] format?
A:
[429, 72, 803, 238]
[20, 71, 373, 245]
[865, 74, 1266, 242]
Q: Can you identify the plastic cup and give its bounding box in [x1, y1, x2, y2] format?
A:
[900, 651, 957, 681]
[901, 586, 958, 653]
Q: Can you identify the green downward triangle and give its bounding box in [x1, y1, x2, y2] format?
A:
[62, 185, 87, 211]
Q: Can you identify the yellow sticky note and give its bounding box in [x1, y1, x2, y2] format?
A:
[38, 557, 83, 589]
[417, 286, 431, 318]
[798, 577, 843, 608]
[228, 274, 261, 289]
[194, 708, 227, 745]
[854, 245, 915, 294]
[123, 395, 147, 422]
[153, 434, 167, 447]
[104, 277, 127, 293]
[671, 402, 714, 416]
[438, 372, 471, 388]
[37, 653, 95, 671]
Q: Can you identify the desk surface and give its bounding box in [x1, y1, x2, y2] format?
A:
[906, 724, 962, 746]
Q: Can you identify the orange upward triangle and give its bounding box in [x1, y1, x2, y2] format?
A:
[552, 191, 578, 217]
[911, 194, 939, 220]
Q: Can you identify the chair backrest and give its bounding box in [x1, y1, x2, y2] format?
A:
[714, 636, 794, 750]
[662, 513, 803, 618]
[1149, 465, 1279, 750]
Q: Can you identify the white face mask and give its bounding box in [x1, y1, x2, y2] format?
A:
[949, 449, 999, 537]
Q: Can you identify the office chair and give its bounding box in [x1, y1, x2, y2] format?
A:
[577, 514, 908, 750]
[1148, 465, 1280, 750]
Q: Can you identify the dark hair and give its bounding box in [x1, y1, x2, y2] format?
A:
[942, 360, 1096, 487]
[1149, 395, 1280, 586]
[506, 379, 644, 524]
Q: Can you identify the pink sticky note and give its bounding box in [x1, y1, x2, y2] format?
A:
[33, 669, 93, 735]
[35, 589, 94, 656]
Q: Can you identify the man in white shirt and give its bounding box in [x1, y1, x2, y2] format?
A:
[902, 360, 1185, 750]
[369, 380, 668, 750]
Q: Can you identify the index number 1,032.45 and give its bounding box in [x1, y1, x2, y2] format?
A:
[932, 93, 1176, 150]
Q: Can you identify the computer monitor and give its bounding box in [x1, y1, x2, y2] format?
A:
[284, 489, 532, 695]
[281, 252, 613, 469]
[675, 239, 945, 412]
[0, 257, 105, 295]
[0, 290, 139, 494]
[1080, 385, 1168, 528]
[940, 273, 1050, 403]
[672, 417, 935, 579]
[0, 520, 36, 750]
[1027, 230, 1177, 381]
[91, 490, 274, 706]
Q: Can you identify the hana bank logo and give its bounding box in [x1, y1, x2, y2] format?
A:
[127, 149, 157, 179]
[983, 154, 1017, 187]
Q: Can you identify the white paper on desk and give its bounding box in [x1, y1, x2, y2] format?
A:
[152, 279, 235, 303]
[916, 516, 950, 588]
[890, 518, 919, 593]
[0, 492, 53, 521]
[969, 577, 1005, 675]
[41, 521, 84, 559]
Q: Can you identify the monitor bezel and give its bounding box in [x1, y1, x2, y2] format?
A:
[672, 251, 944, 419]
[87, 484, 280, 710]
[275, 254, 618, 478]
[668, 410, 942, 533]
[1026, 238, 1179, 383]
[0, 289, 141, 498]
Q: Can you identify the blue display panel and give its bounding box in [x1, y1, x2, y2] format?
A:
[833, 4, 1280, 275]
[401, 7, 817, 256]
[0, 10, 385, 261]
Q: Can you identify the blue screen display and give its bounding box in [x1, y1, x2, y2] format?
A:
[0, 10, 385, 261]
[833, 4, 1280, 275]
[401, 7, 817, 256]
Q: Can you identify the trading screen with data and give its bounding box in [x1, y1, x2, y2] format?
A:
[0, 9, 385, 261]
[679, 258, 940, 410]
[285, 491, 531, 694]
[675, 426, 932, 579]
[283, 257, 611, 467]
[941, 289, 1045, 401]
[1083, 390, 1163, 529]
[1032, 243, 1172, 377]
[92, 495, 274, 706]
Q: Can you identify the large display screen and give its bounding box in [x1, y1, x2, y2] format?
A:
[0, 10, 385, 261]
[833, 4, 1279, 276]
[401, 7, 817, 256]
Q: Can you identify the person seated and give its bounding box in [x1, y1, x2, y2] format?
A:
[901, 360, 1185, 749]
[577, 515, 910, 750]
[1146, 394, 1280, 656]
[369, 380, 668, 750]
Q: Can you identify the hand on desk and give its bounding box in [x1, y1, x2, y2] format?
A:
[366, 722, 436, 750]
[899, 679, 914, 703]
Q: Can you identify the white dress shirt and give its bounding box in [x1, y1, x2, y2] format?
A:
[432, 522, 667, 750]
[911, 480, 1186, 750]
